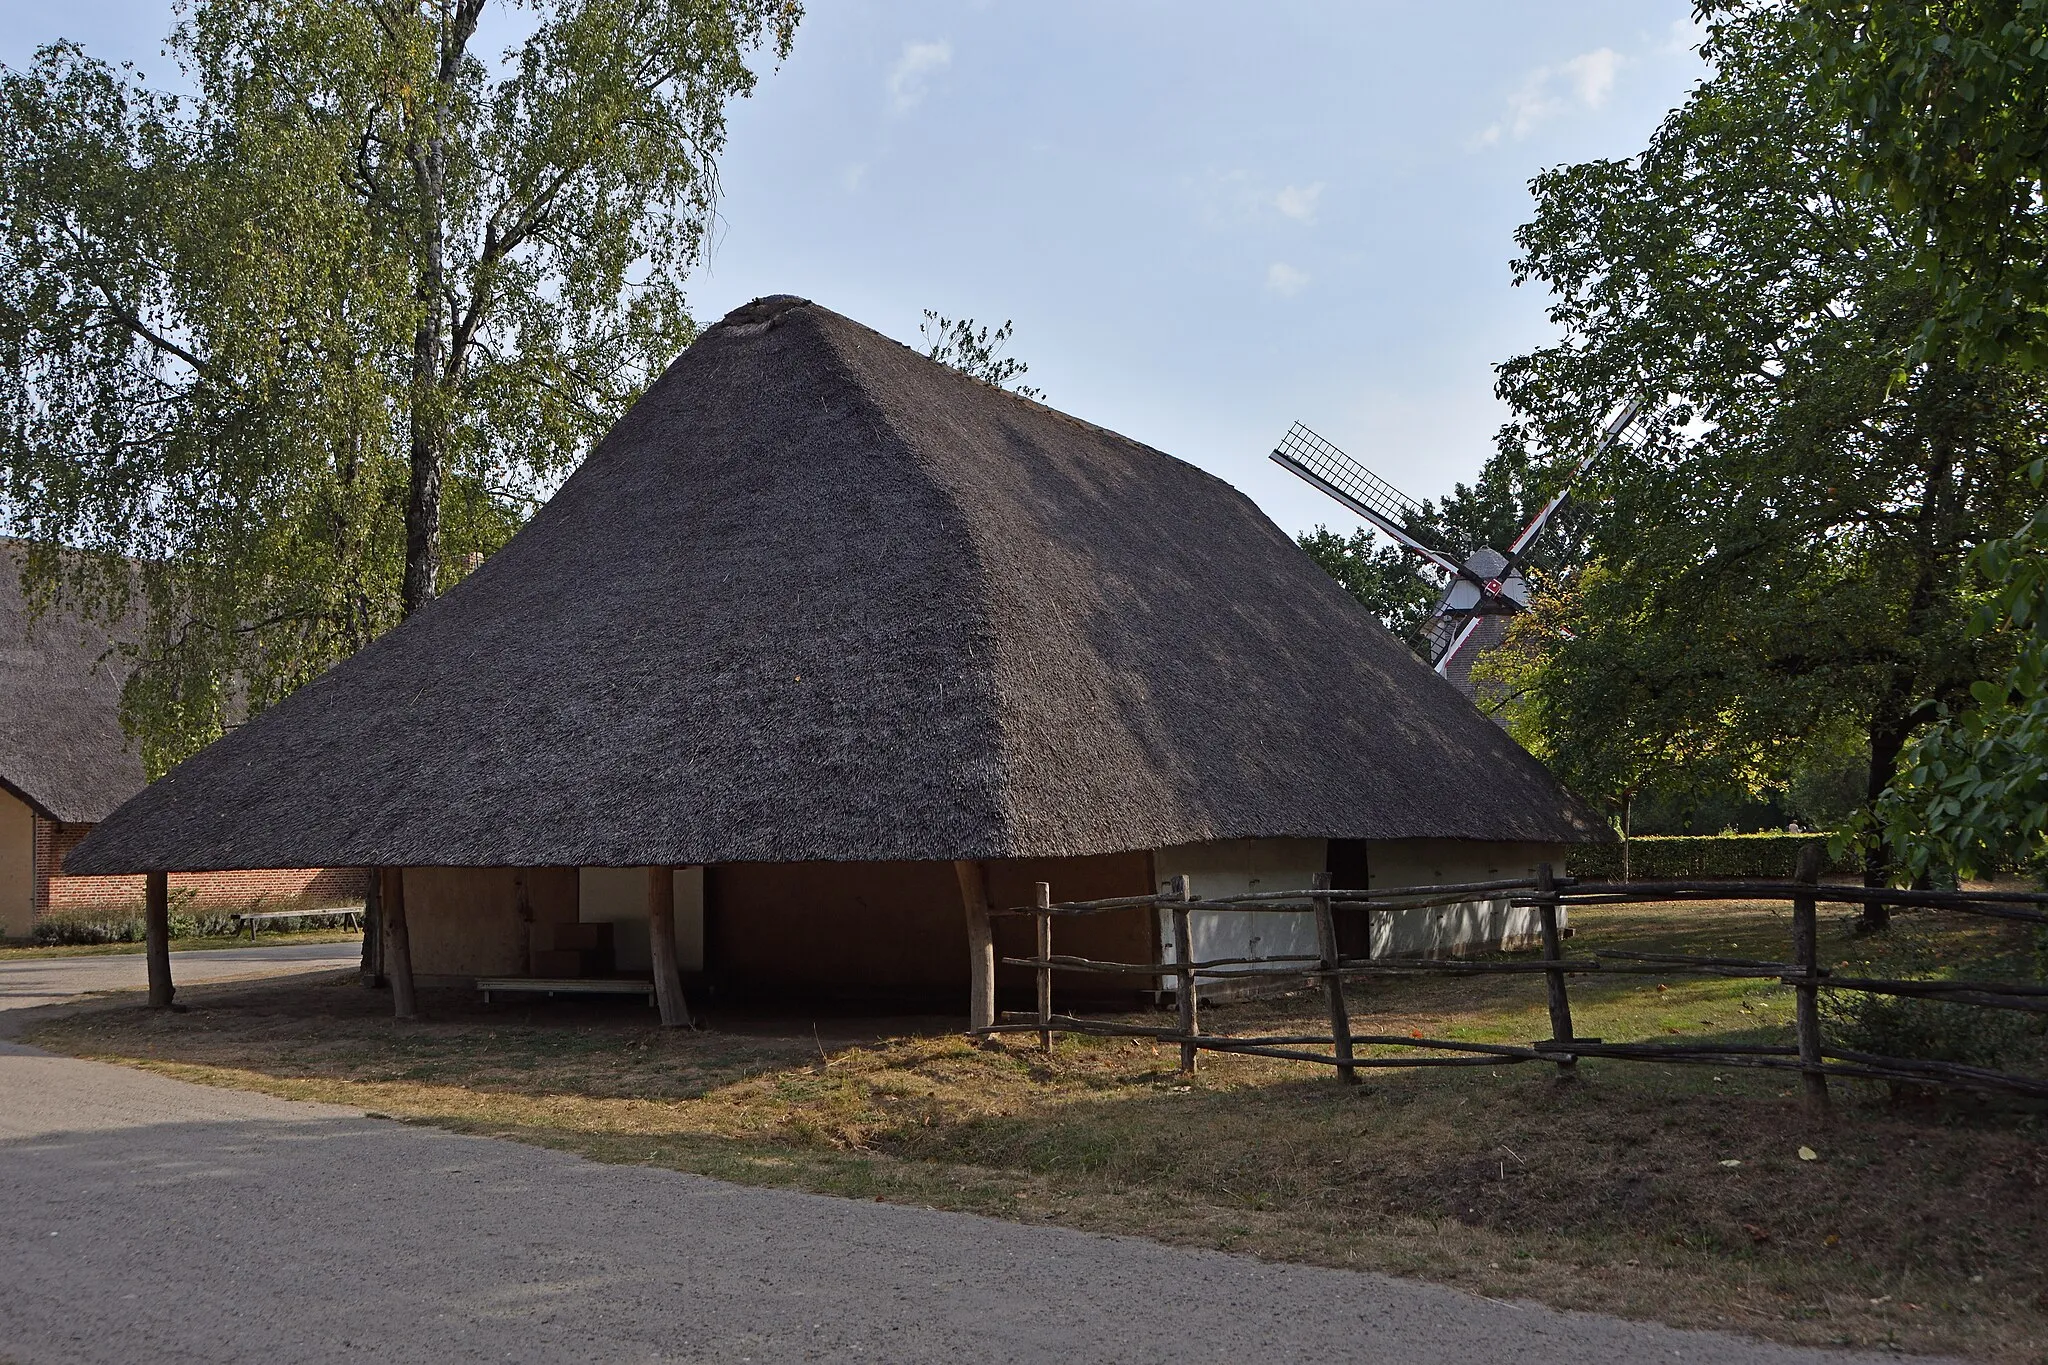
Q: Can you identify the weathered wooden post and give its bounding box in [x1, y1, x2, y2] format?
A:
[359, 868, 385, 987]
[1034, 881, 1053, 1054]
[1791, 843, 1831, 1118]
[144, 870, 174, 1010]
[1312, 871, 1358, 1084]
[647, 865, 693, 1029]
[381, 867, 417, 1021]
[955, 860, 996, 1035]
[1171, 874, 1198, 1075]
[1536, 863, 1576, 1078]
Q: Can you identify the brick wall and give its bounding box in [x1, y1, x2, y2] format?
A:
[33, 817, 367, 922]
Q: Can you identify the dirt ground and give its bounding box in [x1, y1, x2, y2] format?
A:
[25, 899, 2048, 1362]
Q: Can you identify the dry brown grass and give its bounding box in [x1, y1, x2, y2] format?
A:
[24, 900, 2048, 1362]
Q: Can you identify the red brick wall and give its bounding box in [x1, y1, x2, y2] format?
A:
[33, 817, 367, 922]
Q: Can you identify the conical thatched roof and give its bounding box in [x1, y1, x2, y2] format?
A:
[70, 297, 1603, 874]
[1, 543, 146, 823]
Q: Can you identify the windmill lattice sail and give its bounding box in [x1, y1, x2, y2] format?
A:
[1270, 398, 1648, 688]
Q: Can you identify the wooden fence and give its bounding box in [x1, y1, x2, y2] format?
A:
[972, 851, 2048, 1111]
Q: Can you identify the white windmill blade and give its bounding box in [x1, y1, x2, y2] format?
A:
[1505, 396, 1646, 558]
[1270, 423, 1465, 578]
[1432, 614, 1488, 675]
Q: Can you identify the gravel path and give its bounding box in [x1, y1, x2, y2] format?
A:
[0, 1039, 1936, 1365]
[0, 940, 362, 1012]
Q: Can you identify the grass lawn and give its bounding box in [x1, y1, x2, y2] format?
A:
[25, 899, 2048, 1361]
[0, 928, 363, 960]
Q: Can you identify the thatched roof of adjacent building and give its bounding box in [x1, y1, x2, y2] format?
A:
[1, 544, 146, 823]
[71, 297, 1604, 874]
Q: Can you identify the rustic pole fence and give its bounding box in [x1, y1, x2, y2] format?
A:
[1534, 862, 1576, 1078]
[1171, 875, 1198, 1075]
[1311, 871, 1357, 1084]
[1034, 881, 1053, 1055]
[1790, 845, 1830, 1119]
[976, 868, 2048, 1102]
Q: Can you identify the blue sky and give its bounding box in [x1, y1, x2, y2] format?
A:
[1, 1, 1709, 540]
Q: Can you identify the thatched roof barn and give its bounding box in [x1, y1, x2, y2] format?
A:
[70, 296, 1602, 1004]
[0, 545, 145, 826]
[0, 549, 363, 938]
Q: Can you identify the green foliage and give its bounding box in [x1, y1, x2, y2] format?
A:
[1871, 459, 2048, 878]
[1821, 992, 2039, 1070]
[1784, 1, 2048, 880]
[1568, 834, 1854, 881]
[1483, 9, 2046, 861]
[0, 0, 800, 773]
[1294, 525, 1436, 652]
[1791, 0, 2048, 371]
[920, 311, 1042, 400]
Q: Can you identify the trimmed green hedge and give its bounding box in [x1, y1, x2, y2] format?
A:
[1569, 833, 1857, 881]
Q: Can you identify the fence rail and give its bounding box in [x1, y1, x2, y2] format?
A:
[970, 853, 2048, 1108]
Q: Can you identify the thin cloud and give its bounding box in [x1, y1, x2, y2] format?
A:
[888, 41, 952, 113]
[1273, 183, 1325, 224]
[1475, 47, 1625, 146]
[1266, 262, 1310, 297]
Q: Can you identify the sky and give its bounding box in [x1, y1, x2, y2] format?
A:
[0, 1, 1711, 542]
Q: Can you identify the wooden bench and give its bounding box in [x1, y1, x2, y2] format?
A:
[235, 907, 364, 939]
[475, 977, 658, 1006]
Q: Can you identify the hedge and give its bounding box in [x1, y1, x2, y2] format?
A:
[1568, 833, 1858, 881]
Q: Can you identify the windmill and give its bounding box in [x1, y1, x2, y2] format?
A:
[1270, 398, 1646, 680]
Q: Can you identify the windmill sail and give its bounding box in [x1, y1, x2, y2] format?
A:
[1271, 397, 1649, 692]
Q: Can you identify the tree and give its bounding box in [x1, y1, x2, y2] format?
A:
[1786, 0, 2048, 878]
[1294, 526, 1437, 653]
[0, 0, 798, 773]
[1488, 7, 2046, 919]
[921, 311, 1043, 400]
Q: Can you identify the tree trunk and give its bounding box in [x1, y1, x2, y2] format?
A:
[383, 867, 417, 1020]
[401, 137, 447, 619]
[954, 860, 995, 1034]
[646, 866, 692, 1029]
[1859, 704, 1915, 933]
[359, 867, 384, 987]
[144, 870, 174, 1010]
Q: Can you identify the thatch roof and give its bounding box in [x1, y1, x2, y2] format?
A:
[0, 544, 146, 823]
[71, 296, 1605, 874]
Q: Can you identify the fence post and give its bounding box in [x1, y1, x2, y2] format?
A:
[1536, 863, 1576, 1078]
[1312, 871, 1358, 1084]
[1791, 844, 1831, 1119]
[1034, 881, 1053, 1055]
[1171, 874, 1198, 1075]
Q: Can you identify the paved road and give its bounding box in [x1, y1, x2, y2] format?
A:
[0, 940, 362, 1012]
[0, 1042, 1936, 1365]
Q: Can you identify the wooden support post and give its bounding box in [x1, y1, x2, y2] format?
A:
[1171, 874, 1198, 1075]
[1791, 844, 1831, 1119]
[1536, 863, 1575, 1078]
[956, 860, 996, 1035]
[647, 865, 693, 1029]
[144, 870, 174, 1010]
[1034, 881, 1053, 1055]
[382, 867, 417, 1021]
[1312, 871, 1358, 1084]
[359, 867, 385, 987]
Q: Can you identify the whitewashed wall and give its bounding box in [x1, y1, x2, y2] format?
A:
[1154, 838, 1326, 994]
[577, 866, 706, 971]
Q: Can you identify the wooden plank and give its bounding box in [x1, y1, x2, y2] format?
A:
[1790, 845, 1830, 1118]
[383, 867, 417, 1021]
[955, 860, 996, 1033]
[1171, 875, 1197, 1075]
[647, 865, 693, 1029]
[144, 870, 174, 1010]
[1536, 863, 1575, 1077]
[1313, 871, 1357, 1084]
